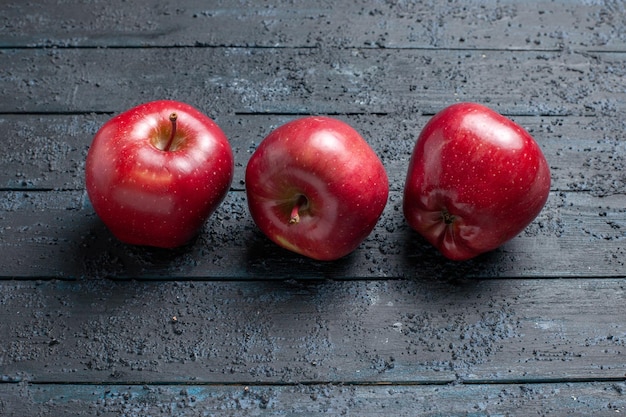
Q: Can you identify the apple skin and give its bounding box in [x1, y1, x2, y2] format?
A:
[245, 116, 389, 261]
[85, 100, 234, 248]
[403, 102, 551, 261]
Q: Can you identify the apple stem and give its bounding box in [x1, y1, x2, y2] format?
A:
[163, 113, 178, 151]
[289, 195, 308, 225]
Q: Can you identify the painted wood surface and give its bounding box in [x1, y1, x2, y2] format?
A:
[1, 0, 625, 415]
[2, 48, 625, 116]
[2, 382, 626, 416]
[0, 189, 624, 279]
[2, 279, 626, 384]
[2, 0, 626, 51]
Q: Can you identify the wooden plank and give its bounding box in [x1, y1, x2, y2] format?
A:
[1, 113, 625, 195]
[0, 114, 97, 191]
[1, 279, 626, 384]
[1, 381, 625, 416]
[1, 0, 626, 52]
[3, 1, 624, 415]
[0, 189, 624, 279]
[1, 47, 625, 116]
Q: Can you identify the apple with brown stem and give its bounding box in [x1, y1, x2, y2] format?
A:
[85, 100, 234, 248]
[245, 116, 389, 261]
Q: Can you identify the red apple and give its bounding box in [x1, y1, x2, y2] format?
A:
[403, 102, 551, 261]
[85, 100, 234, 248]
[245, 116, 389, 261]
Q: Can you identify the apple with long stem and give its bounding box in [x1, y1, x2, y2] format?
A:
[403, 102, 551, 261]
[245, 116, 389, 261]
[85, 100, 234, 248]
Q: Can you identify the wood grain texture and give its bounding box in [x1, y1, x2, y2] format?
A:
[2, 0, 626, 414]
[1, 114, 625, 195]
[1, 382, 625, 416]
[1, 279, 626, 384]
[2, 0, 626, 51]
[2, 48, 625, 116]
[0, 189, 624, 279]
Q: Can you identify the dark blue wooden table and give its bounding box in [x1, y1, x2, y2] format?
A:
[1, 1, 625, 415]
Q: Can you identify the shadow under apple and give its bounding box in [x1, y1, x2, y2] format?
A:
[398, 225, 506, 283]
[243, 229, 358, 281]
[72, 209, 205, 280]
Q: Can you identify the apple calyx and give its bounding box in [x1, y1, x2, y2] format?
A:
[289, 195, 309, 225]
[441, 208, 455, 225]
